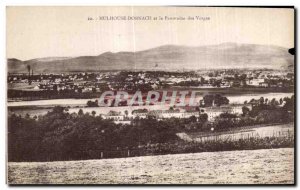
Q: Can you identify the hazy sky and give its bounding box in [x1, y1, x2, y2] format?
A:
[7, 6, 294, 60]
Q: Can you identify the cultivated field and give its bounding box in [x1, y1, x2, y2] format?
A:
[8, 148, 294, 184]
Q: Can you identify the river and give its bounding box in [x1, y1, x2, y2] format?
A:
[7, 92, 294, 107]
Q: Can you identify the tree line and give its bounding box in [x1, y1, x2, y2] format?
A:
[8, 95, 294, 162]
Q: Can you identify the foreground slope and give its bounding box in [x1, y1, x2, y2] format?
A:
[8, 148, 294, 184]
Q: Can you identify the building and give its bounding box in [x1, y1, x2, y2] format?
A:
[203, 107, 232, 121]
[148, 109, 199, 119]
[131, 110, 148, 119]
[202, 104, 248, 122]
[246, 78, 265, 86]
[102, 111, 124, 121]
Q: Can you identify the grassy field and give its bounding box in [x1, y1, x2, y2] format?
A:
[178, 123, 294, 143]
[8, 148, 294, 184]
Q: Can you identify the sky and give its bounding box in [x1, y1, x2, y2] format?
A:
[7, 6, 294, 60]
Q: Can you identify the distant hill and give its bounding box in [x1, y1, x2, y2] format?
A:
[7, 43, 294, 73]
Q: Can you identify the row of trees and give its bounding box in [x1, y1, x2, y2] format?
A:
[200, 94, 230, 107]
[212, 96, 294, 131]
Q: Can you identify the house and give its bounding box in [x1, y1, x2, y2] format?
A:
[203, 106, 232, 121]
[230, 80, 242, 87]
[147, 109, 199, 119]
[102, 111, 124, 121]
[132, 112, 148, 119]
[202, 105, 247, 122]
[259, 82, 269, 88]
[151, 83, 159, 90]
[247, 78, 265, 86]
[131, 109, 148, 119]
[33, 85, 40, 90]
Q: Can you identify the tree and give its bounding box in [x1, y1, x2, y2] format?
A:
[219, 112, 237, 119]
[249, 98, 256, 104]
[242, 106, 250, 116]
[124, 110, 129, 118]
[188, 115, 197, 123]
[78, 109, 84, 116]
[202, 95, 214, 107]
[201, 94, 229, 107]
[279, 98, 283, 105]
[212, 80, 221, 87]
[270, 98, 279, 107]
[283, 95, 294, 112]
[256, 110, 287, 123]
[265, 98, 269, 105]
[199, 113, 208, 123]
[53, 84, 58, 91]
[25, 113, 30, 119]
[240, 74, 247, 80]
[214, 94, 229, 106]
[53, 106, 64, 114]
[87, 100, 98, 107]
[259, 97, 264, 105]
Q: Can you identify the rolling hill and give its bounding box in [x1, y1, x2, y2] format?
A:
[7, 43, 294, 73]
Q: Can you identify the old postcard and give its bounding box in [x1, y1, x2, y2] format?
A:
[6, 6, 295, 184]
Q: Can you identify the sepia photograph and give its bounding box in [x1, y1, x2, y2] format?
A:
[6, 6, 295, 184]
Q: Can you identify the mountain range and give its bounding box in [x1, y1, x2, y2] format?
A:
[7, 43, 294, 73]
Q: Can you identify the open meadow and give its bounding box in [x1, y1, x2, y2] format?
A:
[8, 148, 294, 184]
